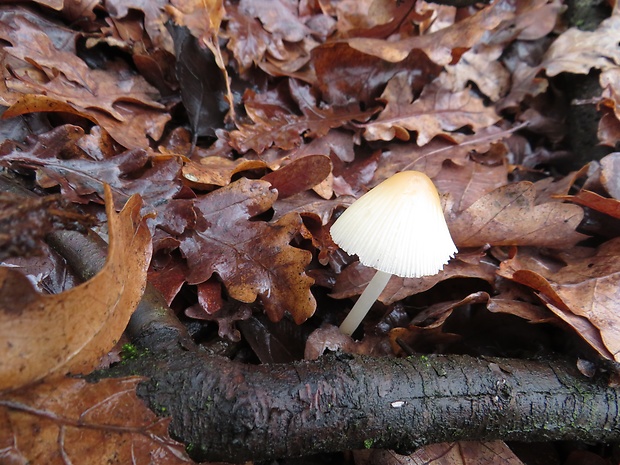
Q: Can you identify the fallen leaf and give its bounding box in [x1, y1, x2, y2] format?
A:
[498, 239, 620, 361]
[448, 182, 587, 248]
[331, 257, 497, 305]
[179, 178, 316, 323]
[0, 192, 93, 261]
[167, 23, 228, 141]
[230, 81, 375, 154]
[442, 45, 510, 102]
[407, 441, 525, 465]
[0, 185, 152, 391]
[370, 125, 518, 186]
[556, 190, 620, 220]
[312, 43, 441, 107]
[433, 149, 509, 212]
[600, 152, 620, 200]
[364, 73, 501, 145]
[106, 0, 173, 52]
[183, 156, 268, 188]
[0, 125, 182, 210]
[262, 154, 332, 199]
[0, 377, 192, 464]
[345, 1, 515, 65]
[544, 14, 620, 77]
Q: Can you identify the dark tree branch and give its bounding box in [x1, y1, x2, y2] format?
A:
[2, 174, 620, 463]
[132, 336, 620, 462]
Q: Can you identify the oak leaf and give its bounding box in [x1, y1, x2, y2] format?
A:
[182, 156, 268, 188]
[364, 73, 501, 145]
[0, 377, 191, 464]
[557, 190, 620, 220]
[0, 185, 152, 391]
[262, 154, 332, 199]
[345, 0, 515, 65]
[230, 81, 375, 153]
[331, 257, 497, 305]
[180, 178, 315, 323]
[0, 125, 182, 210]
[544, 13, 620, 77]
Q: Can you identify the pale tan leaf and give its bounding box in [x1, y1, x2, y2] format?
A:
[0, 186, 152, 391]
[448, 182, 587, 248]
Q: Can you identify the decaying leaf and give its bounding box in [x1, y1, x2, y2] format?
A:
[0, 192, 93, 260]
[229, 81, 375, 153]
[364, 74, 501, 145]
[448, 182, 587, 248]
[0, 185, 152, 391]
[0, 125, 182, 210]
[0, 376, 192, 464]
[180, 178, 316, 323]
[544, 14, 620, 77]
[345, 0, 515, 64]
[407, 441, 525, 465]
[498, 239, 620, 361]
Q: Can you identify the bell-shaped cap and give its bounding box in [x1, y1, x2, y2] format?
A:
[330, 171, 457, 278]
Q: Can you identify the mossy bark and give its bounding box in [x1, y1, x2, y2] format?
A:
[121, 329, 620, 463]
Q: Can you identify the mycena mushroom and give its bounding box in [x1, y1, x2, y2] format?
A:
[330, 171, 458, 336]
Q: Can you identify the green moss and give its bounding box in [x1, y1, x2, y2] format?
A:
[121, 343, 139, 360]
[364, 438, 374, 449]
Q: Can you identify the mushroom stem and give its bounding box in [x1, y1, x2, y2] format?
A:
[339, 270, 392, 336]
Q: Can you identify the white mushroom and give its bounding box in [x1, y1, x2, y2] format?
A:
[330, 170, 457, 336]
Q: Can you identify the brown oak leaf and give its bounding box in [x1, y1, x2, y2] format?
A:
[345, 0, 515, 65]
[364, 73, 501, 146]
[0, 377, 192, 464]
[179, 178, 316, 324]
[0, 125, 182, 210]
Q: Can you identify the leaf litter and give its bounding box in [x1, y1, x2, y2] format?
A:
[1, 0, 620, 463]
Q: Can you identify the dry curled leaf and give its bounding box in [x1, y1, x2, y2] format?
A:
[0, 185, 152, 391]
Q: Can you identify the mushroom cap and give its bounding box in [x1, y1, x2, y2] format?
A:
[330, 171, 457, 278]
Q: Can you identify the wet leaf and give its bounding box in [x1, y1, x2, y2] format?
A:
[168, 23, 227, 141]
[0, 125, 182, 209]
[230, 82, 375, 154]
[0, 185, 152, 390]
[262, 154, 332, 199]
[331, 257, 497, 305]
[345, 1, 515, 65]
[0, 377, 192, 464]
[180, 178, 315, 323]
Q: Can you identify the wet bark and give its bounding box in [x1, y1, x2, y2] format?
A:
[123, 325, 620, 463]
